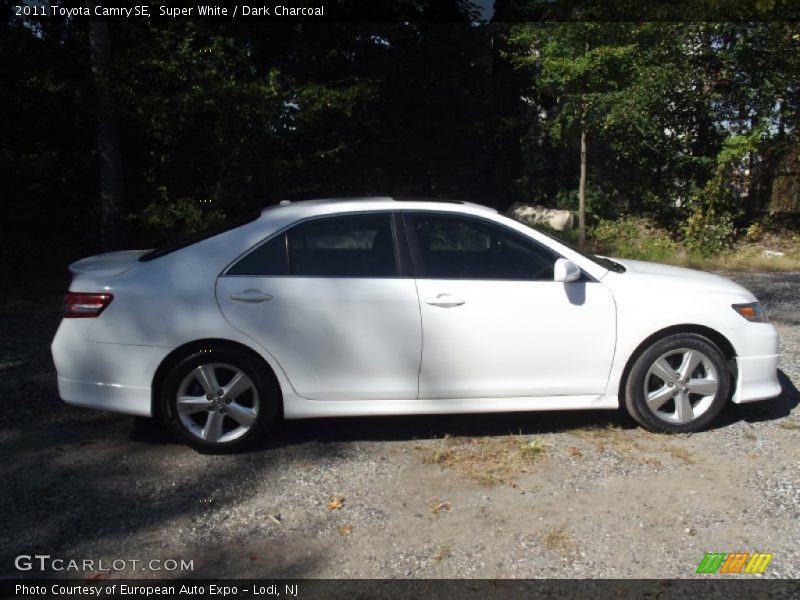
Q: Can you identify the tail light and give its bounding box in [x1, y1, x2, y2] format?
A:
[63, 292, 114, 318]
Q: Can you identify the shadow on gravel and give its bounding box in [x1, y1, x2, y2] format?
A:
[128, 407, 635, 450]
[263, 410, 635, 449]
[717, 368, 800, 428]
[129, 369, 800, 449]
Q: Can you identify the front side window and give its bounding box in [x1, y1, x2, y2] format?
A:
[228, 214, 398, 277]
[410, 214, 558, 280]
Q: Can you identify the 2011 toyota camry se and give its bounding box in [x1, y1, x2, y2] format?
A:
[51, 198, 781, 452]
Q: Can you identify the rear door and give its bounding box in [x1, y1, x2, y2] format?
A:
[217, 212, 422, 400]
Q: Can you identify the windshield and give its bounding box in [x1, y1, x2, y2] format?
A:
[524, 223, 626, 273]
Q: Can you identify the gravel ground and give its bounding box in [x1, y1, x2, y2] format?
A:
[1, 271, 798, 579]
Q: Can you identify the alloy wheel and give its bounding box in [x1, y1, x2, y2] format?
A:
[643, 347, 719, 424]
[175, 363, 260, 443]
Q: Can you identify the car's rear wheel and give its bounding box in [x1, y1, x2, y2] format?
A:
[160, 348, 278, 453]
[624, 333, 731, 433]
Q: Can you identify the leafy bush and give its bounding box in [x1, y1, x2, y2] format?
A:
[681, 207, 737, 257]
[555, 185, 613, 220]
[592, 216, 678, 262]
[129, 187, 225, 245]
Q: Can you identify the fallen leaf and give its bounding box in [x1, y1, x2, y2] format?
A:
[430, 500, 451, 513]
[86, 572, 108, 580]
[327, 495, 345, 510]
[249, 555, 260, 561]
[339, 524, 353, 536]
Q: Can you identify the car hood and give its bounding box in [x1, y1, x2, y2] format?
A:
[607, 258, 757, 300]
[69, 250, 149, 278]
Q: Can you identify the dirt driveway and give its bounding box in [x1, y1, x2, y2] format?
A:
[1, 272, 798, 579]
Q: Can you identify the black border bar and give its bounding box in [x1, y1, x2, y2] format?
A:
[3, 579, 800, 600]
[4, 0, 800, 24]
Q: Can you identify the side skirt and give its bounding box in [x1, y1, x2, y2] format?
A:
[282, 393, 619, 419]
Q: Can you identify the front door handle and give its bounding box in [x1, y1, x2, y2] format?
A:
[424, 293, 466, 308]
[230, 290, 273, 303]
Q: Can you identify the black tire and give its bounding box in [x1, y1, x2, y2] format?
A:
[160, 347, 278, 453]
[624, 333, 731, 433]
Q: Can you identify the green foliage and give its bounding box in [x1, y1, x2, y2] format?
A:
[130, 189, 225, 245]
[770, 144, 800, 212]
[682, 208, 737, 257]
[592, 217, 678, 262]
[3, 14, 800, 278]
[555, 185, 612, 220]
[679, 121, 759, 256]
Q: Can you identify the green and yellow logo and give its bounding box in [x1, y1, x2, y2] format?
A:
[696, 552, 773, 574]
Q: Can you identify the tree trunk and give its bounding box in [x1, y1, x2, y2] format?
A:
[88, 10, 125, 250]
[578, 118, 587, 250]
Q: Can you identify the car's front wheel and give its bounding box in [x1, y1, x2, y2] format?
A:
[160, 348, 278, 453]
[624, 333, 731, 433]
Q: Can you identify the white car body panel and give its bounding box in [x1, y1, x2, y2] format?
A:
[216, 276, 423, 400]
[51, 197, 782, 423]
[414, 279, 616, 398]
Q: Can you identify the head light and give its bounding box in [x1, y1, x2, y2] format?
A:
[732, 302, 769, 323]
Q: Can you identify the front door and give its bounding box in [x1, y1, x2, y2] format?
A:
[406, 212, 616, 399]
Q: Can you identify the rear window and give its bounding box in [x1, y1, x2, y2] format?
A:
[138, 211, 261, 262]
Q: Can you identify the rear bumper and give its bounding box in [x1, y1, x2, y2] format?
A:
[731, 354, 782, 404]
[52, 319, 168, 417]
[57, 375, 152, 416]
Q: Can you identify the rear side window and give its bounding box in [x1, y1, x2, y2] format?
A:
[410, 214, 558, 280]
[228, 214, 398, 277]
[227, 235, 289, 276]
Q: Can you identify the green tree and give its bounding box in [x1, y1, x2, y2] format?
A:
[508, 23, 639, 247]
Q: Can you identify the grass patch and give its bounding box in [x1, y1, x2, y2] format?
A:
[585, 216, 800, 271]
[569, 424, 697, 467]
[569, 424, 647, 457]
[540, 524, 578, 556]
[659, 444, 698, 465]
[419, 434, 549, 486]
[680, 251, 800, 272]
[433, 544, 452, 563]
[567, 425, 666, 468]
[567, 446, 583, 459]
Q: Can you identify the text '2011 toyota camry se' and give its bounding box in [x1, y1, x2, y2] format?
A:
[51, 198, 781, 452]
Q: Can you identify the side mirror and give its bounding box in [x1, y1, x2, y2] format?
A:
[554, 258, 581, 283]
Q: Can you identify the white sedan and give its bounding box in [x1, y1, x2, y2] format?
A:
[52, 198, 781, 452]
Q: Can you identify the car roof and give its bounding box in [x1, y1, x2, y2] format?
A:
[260, 196, 498, 218]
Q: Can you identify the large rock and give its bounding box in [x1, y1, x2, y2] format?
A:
[507, 203, 574, 231]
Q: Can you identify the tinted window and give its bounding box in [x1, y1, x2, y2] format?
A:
[227, 234, 289, 275]
[288, 215, 398, 277]
[228, 215, 398, 277]
[411, 214, 557, 280]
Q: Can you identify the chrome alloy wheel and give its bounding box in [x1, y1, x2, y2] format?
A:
[643, 348, 719, 424]
[176, 363, 260, 443]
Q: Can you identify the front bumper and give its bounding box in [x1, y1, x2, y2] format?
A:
[727, 321, 782, 404]
[731, 354, 782, 404]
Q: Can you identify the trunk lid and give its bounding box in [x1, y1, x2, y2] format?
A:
[68, 250, 149, 278]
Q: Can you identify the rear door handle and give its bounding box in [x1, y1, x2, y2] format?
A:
[424, 293, 465, 308]
[230, 290, 273, 303]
